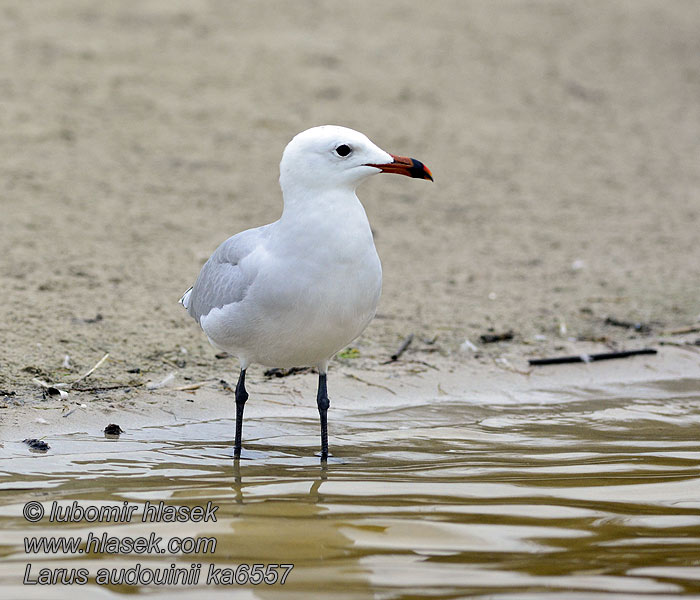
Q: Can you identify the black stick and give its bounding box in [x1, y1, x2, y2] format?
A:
[529, 348, 657, 366]
[391, 333, 414, 361]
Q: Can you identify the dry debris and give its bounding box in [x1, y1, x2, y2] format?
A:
[23, 438, 50, 452]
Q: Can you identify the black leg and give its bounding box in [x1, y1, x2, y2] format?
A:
[234, 369, 248, 458]
[316, 372, 330, 460]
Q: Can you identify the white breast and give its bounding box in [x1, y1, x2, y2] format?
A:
[200, 194, 382, 369]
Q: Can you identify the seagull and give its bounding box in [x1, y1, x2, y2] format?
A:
[180, 125, 432, 459]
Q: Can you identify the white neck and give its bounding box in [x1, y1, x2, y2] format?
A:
[280, 182, 359, 220]
[276, 185, 375, 254]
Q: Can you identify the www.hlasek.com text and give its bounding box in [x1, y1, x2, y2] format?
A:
[25, 532, 216, 555]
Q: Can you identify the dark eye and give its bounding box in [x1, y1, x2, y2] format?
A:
[335, 144, 352, 157]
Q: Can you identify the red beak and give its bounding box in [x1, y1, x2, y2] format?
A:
[366, 154, 433, 181]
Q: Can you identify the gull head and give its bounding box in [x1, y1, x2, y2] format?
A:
[279, 125, 433, 195]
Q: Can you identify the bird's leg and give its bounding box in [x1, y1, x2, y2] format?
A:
[316, 372, 330, 460]
[234, 368, 248, 458]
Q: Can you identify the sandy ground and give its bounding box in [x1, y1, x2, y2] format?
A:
[1, 1, 699, 435]
[2, 344, 700, 440]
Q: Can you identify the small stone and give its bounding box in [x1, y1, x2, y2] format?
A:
[23, 438, 50, 452]
[104, 423, 124, 437]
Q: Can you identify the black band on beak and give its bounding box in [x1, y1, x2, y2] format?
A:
[408, 158, 433, 181]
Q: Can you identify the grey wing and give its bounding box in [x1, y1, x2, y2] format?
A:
[182, 224, 271, 324]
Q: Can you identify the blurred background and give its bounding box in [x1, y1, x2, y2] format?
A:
[1, 0, 699, 389]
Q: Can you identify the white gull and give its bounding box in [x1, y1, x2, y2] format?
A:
[180, 125, 432, 459]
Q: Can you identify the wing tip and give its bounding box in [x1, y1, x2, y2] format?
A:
[179, 287, 193, 309]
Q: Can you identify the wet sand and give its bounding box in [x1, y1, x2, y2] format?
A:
[3, 345, 699, 442]
[1, 1, 700, 428]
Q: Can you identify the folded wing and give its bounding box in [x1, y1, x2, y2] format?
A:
[181, 224, 271, 325]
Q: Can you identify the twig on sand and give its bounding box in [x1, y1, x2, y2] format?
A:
[662, 325, 700, 336]
[480, 331, 514, 344]
[405, 359, 439, 371]
[390, 334, 414, 361]
[529, 348, 657, 366]
[344, 373, 396, 395]
[658, 340, 700, 352]
[604, 317, 652, 334]
[173, 382, 208, 392]
[70, 353, 110, 388]
[492, 357, 531, 376]
[72, 383, 142, 393]
[257, 393, 295, 406]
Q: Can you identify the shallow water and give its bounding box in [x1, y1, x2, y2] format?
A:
[1, 378, 700, 598]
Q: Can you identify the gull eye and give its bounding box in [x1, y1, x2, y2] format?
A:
[335, 144, 352, 157]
